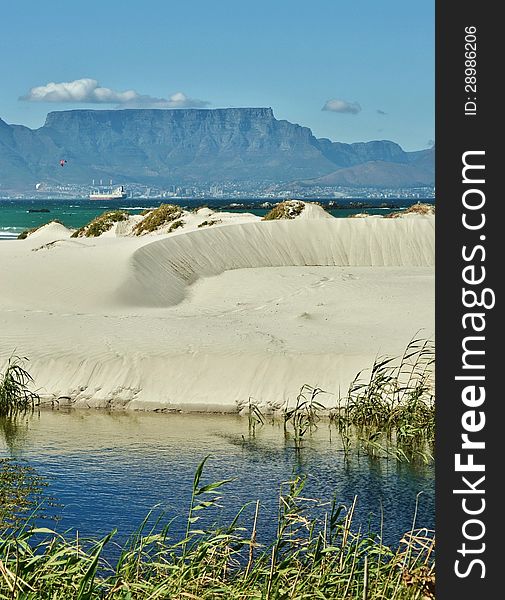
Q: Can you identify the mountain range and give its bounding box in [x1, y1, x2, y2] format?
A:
[0, 108, 434, 190]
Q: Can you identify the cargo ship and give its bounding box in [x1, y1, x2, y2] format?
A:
[89, 185, 127, 201]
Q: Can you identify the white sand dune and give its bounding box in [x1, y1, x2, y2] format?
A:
[27, 221, 73, 241]
[118, 217, 434, 307]
[0, 212, 434, 412]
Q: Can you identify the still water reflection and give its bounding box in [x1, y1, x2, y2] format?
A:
[1, 409, 434, 547]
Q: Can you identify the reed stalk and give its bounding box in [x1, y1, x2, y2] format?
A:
[0, 458, 435, 599]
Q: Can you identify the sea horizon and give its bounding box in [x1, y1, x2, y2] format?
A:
[0, 196, 435, 239]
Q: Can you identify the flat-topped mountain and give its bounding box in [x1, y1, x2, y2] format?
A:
[0, 108, 434, 189]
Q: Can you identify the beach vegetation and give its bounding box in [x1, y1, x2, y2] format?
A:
[71, 211, 129, 238]
[268, 338, 435, 463]
[168, 219, 184, 232]
[283, 385, 326, 450]
[0, 350, 436, 597]
[198, 219, 221, 228]
[0, 457, 434, 599]
[133, 204, 183, 235]
[246, 397, 265, 437]
[385, 203, 435, 219]
[333, 338, 435, 463]
[262, 200, 305, 220]
[17, 220, 64, 240]
[0, 356, 39, 418]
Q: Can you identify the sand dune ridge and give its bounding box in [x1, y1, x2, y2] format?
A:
[118, 218, 434, 307]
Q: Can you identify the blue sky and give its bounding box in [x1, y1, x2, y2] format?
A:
[0, 0, 434, 151]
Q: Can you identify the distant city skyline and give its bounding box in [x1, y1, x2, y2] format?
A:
[0, 0, 434, 151]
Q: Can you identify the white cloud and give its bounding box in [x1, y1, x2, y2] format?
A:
[19, 78, 209, 108]
[322, 98, 361, 114]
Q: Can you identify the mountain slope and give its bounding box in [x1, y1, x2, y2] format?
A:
[301, 154, 434, 188]
[0, 109, 434, 189]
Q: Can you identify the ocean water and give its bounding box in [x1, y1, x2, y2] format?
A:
[0, 198, 434, 239]
[1, 410, 434, 550]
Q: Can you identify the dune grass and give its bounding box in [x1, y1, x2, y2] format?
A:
[198, 219, 221, 228]
[71, 211, 129, 238]
[385, 204, 435, 219]
[262, 200, 305, 220]
[167, 219, 184, 232]
[0, 457, 434, 599]
[133, 204, 183, 235]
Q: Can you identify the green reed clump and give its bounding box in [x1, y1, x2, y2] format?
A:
[0, 356, 39, 418]
[0, 457, 434, 599]
[247, 397, 265, 437]
[283, 385, 326, 450]
[335, 338, 435, 462]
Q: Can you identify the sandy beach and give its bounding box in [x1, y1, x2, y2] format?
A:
[0, 205, 434, 411]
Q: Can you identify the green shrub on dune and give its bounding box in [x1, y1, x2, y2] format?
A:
[198, 219, 220, 228]
[71, 211, 129, 238]
[262, 199, 305, 220]
[385, 203, 435, 219]
[133, 204, 183, 235]
[168, 219, 184, 232]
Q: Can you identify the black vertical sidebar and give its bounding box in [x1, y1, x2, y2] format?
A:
[436, 2, 500, 598]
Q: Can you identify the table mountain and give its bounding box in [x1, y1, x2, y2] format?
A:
[0, 108, 434, 189]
